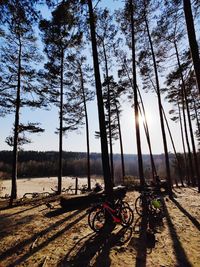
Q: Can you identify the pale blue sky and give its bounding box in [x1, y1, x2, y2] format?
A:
[0, 0, 198, 154]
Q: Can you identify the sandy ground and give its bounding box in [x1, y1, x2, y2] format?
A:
[0, 177, 103, 198]
[0, 186, 200, 267]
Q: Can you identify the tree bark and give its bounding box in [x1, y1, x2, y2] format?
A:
[11, 37, 22, 200]
[115, 98, 126, 181]
[102, 40, 114, 183]
[137, 88, 157, 181]
[162, 107, 184, 186]
[178, 100, 189, 183]
[183, 0, 200, 95]
[87, 0, 113, 197]
[58, 48, 64, 195]
[130, 0, 145, 188]
[79, 64, 91, 190]
[174, 40, 196, 187]
[145, 15, 172, 196]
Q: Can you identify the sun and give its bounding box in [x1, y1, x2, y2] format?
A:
[138, 112, 152, 126]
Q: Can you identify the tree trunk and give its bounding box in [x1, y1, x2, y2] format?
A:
[58, 49, 64, 195]
[174, 40, 196, 186]
[162, 107, 184, 186]
[185, 93, 200, 190]
[87, 0, 113, 198]
[130, 0, 145, 188]
[137, 88, 157, 181]
[80, 65, 91, 190]
[191, 93, 200, 136]
[11, 37, 22, 200]
[115, 98, 125, 181]
[102, 40, 114, 183]
[183, 0, 200, 95]
[145, 15, 172, 196]
[178, 100, 189, 183]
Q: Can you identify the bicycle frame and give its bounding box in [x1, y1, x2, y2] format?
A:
[102, 202, 121, 223]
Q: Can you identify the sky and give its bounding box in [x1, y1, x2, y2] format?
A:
[0, 0, 198, 155]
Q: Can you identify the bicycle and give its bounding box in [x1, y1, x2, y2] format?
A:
[135, 189, 165, 232]
[88, 198, 134, 233]
[88, 196, 130, 230]
[135, 189, 163, 216]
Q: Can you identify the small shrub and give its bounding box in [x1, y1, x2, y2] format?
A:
[124, 176, 140, 186]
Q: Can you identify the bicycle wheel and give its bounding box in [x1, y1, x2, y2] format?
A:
[92, 209, 106, 232]
[120, 206, 134, 227]
[88, 204, 102, 231]
[118, 226, 133, 244]
[135, 196, 143, 216]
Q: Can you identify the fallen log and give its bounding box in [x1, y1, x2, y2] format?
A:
[60, 186, 126, 211]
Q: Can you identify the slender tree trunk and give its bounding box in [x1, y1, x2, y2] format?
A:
[191, 93, 200, 139]
[184, 91, 200, 189]
[162, 107, 184, 186]
[114, 98, 125, 181]
[123, 52, 155, 182]
[11, 37, 22, 200]
[183, 0, 200, 95]
[102, 40, 114, 183]
[87, 0, 113, 197]
[181, 86, 194, 185]
[58, 49, 64, 195]
[145, 15, 172, 196]
[178, 100, 189, 183]
[79, 65, 91, 190]
[137, 88, 157, 181]
[130, 0, 145, 187]
[174, 40, 196, 186]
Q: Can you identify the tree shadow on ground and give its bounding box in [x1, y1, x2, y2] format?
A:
[163, 200, 193, 267]
[0, 209, 85, 264]
[0, 203, 43, 218]
[9, 210, 88, 267]
[60, 225, 133, 267]
[123, 214, 159, 267]
[0, 214, 35, 239]
[134, 214, 148, 267]
[171, 197, 200, 231]
[44, 207, 70, 217]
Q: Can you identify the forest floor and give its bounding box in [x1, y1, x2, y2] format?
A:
[0, 186, 200, 267]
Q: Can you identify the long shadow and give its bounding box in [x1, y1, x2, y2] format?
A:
[135, 214, 148, 267]
[0, 208, 82, 261]
[0, 214, 35, 240]
[171, 197, 200, 231]
[60, 226, 132, 267]
[163, 201, 192, 267]
[0, 194, 59, 211]
[9, 211, 88, 267]
[0, 203, 43, 218]
[45, 207, 71, 218]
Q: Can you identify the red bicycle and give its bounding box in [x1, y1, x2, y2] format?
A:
[88, 199, 134, 232]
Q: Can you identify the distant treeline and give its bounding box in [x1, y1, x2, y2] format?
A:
[0, 150, 176, 180]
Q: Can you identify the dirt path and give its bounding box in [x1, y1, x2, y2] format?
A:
[0, 187, 200, 267]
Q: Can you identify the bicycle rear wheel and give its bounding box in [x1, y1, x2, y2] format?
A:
[92, 209, 106, 232]
[120, 206, 134, 226]
[135, 196, 143, 216]
[88, 204, 102, 231]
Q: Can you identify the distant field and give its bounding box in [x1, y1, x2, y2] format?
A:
[0, 176, 103, 198]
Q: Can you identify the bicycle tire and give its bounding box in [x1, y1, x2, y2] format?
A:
[91, 209, 106, 232]
[120, 206, 134, 227]
[88, 204, 102, 231]
[135, 196, 143, 216]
